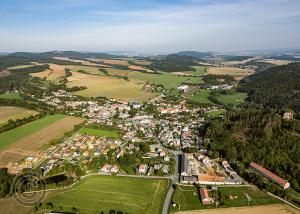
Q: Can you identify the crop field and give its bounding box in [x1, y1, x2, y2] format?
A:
[0, 106, 38, 125]
[53, 57, 109, 67]
[30, 63, 66, 81]
[216, 93, 247, 105]
[189, 89, 213, 104]
[7, 64, 34, 69]
[175, 204, 299, 214]
[0, 92, 21, 99]
[207, 66, 255, 80]
[80, 127, 120, 139]
[0, 114, 84, 167]
[130, 59, 152, 65]
[170, 185, 280, 213]
[44, 175, 169, 214]
[128, 71, 190, 89]
[67, 71, 156, 101]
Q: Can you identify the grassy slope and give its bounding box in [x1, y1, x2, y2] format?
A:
[169, 185, 280, 213]
[79, 128, 120, 139]
[0, 114, 65, 150]
[216, 93, 247, 105]
[189, 89, 213, 104]
[45, 175, 169, 214]
[206, 109, 227, 117]
[0, 92, 21, 100]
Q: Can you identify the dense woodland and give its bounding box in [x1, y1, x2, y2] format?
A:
[149, 54, 198, 72]
[238, 63, 300, 113]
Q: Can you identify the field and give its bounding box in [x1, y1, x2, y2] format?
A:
[189, 90, 213, 104]
[258, 59, 293, 65]
[0, 114, 84, 167]
[175, 204, 299, 214]
[186, 66, 207, 76]
[170, 185, 281, 213]
[0, 92, 21, 99]
[0, 106, 38, 125]
[207, 66, 255, 80]
[66, 65, 105, 75]
[30, 63, 66, 81]
[104, 67, 133, 77]
[67, 71, 156, 101]
[44, 175, 169, 214]
[206, 109, 226, 118]
[7, 64, 34, 69]
[216, 93, 247, 105]
[0, 197, 32, 214]
[53, 57, 109, 67]
[80, 127, 120, 139]
[128, 71, 189, 89]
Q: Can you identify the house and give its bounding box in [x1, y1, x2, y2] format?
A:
[181, 176, 198, 184]
[162, 165, 169, 174]
[249, 162, 290, 189]
[111, 165, 119, 173]
[101, 164, 111, 173]
[139, 164, 147, 174]
[199, 188, 210, 205]
[283, 111, 294, 120]
[177, 85, 189, 92]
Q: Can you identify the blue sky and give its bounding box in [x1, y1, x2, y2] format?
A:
[0, 0, 300, 53]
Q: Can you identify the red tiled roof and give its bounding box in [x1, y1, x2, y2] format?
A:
[249, 162, 289, 187]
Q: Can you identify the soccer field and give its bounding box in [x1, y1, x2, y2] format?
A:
[44, 175, 170, 214]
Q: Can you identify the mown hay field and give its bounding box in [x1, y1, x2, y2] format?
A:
[43, 175, 169, 214]
[0, 106, 38, 126]
[207, 66, 255, 80]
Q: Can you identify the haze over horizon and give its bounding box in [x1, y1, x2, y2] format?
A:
[1, 0, 300, 53]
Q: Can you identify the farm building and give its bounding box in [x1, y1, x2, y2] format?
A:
[249, 162, 290, 189]
[199, 188, 210, 205]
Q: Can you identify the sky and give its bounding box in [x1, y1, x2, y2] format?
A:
[0, 0, 300, 53]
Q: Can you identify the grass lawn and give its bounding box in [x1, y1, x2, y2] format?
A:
[206, 109, 227, 118]
[189, 89, 213, 104]
[80, 127, 120, 139]
[128, 71, 189, 89]
[169, 185, 281, 213]
[0, 92, 21, 99]
[43, 175, 169, 214]
[0, 114, 65, 150]
[216, 93, 247, 106]
[0, 106, 38, 126]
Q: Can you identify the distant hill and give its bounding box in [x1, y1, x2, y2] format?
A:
[176, 51, 213, 59]
[148, 54, 198, 72]
[238, 62, 300, 113]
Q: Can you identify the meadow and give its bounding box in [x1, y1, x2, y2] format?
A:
[187, 66, 207, 75]
[206, 109, 226, 118]
[216, 93, 247, 106]
[0, 92, 21, 100]
[7, 64, 34, 69]
[169, 185, 280, 213]
[189, 89, 213, 104]
[43, 175, 169, 214]
[80, 127, 120, 139]
[0, 106, 38, 126]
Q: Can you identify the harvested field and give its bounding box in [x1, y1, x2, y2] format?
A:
[207, 66, 255, 80]
[130, 59, 152, 65]
[0, 70, 10, 77]
[175, 204, 299, 214]
[258, 59, 294, 65]
[221, 58, 258, 66]
[67, 72, 156, 101]
[0, 197, 32, 214]
[30, 64, 66, 81]
[128, 65, 148, 71]
[0, 106, 38, 125]
[54, 57, 109, 67]
[0, 115, 84, 168]
[66, 65, 105, 75]
[7, 64, 34, 69]
[104, 68, 132, 77]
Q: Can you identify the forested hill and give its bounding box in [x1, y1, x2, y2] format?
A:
[148, 54, 199, 72]
[238, 62, 300, 113]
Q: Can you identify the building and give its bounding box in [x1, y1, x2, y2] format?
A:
[199, 188, 210, 205]
[139, 164, 147, 174]
[249, 162, 290, 189]
[198, 175, 225, 185]
[283, 111, 294, 120]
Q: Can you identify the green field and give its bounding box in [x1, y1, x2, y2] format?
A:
[67, 65, 105, 75]
[80, 127, 120, 139]
[7, 64, 34, 70]
[0, 92, 21, 100]
[216, 93, 247, 105]
[169, 185, 280, 212]
[206, 109, 227, 118]
[0, 114, 65, 150]
[189, 89, 213, 104]
[186, 66, 207, 75]
[128, 71, 189, 89]
[44, 175, 169, 214]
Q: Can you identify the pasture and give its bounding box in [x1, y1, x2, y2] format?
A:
[206, 109, 226, 118]
[80, 127, 120, 139]
[174, 204, 298, 214]
[0, 114, 84, 167]
[216, 93, 247, 106]
[0, 92, 21, 99]
[0, 106, 38, 125]
[207, 66, 255, 80]
[128, 71, 190, 89]
[170, 185, 280, 213]
[44, 175, 169, 214]
[189, 89, 213, 104]
[67, 71, 156, 101]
